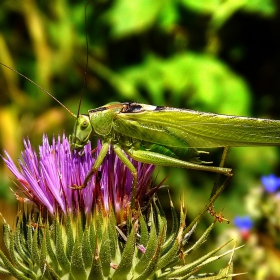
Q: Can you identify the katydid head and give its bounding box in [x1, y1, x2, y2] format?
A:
[70, 102, 124, 151]
[69, 105, 118, 152]
[70, 114, 92, 152]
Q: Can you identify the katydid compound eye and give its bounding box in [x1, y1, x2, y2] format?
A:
[80, 120, 89, 128]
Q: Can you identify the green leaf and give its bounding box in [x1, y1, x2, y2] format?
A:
[82, 226, 93, 269]
[31, 225, 40, 267]
[153, 198, 167, 242]
[88, 247, 104, 280]
[156, 230, 180, 270]
[134, 212, 158, 274]
[99, 224, 111, 277]
[54, 218, 70, 272]
[0, 249, 32, 280]
[14, 219, 31, 267]
[158, 195, 178, 253]
[106, 0, 164, 38]
[88, 222, 96, 255]
[2, 218, 12, 255]
[39, 231, 51, 279]
[218, 261, 233, 280]
[158, 0, 178, 29]
[45, 220, 59, 270]
[243, 0, 276, 16]
[184, 223, 215, 256]
[168, 240, 233, 278]
[112, 226, 136, 280]
[70, 238, 87, 280]
[181, 0, 221, 13]
[138, 214, 149, 248]
[9, 231, 35, 278]
[108, 208, 118, 259]
[27, 218, 33, 260]
[135, 228, 165, 280]
[65, 213, 75, 260]
[121, 53, 251, 116]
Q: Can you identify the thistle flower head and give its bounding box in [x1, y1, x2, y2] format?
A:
[2, 134, 155, 220]
[0, 134, 238, 279]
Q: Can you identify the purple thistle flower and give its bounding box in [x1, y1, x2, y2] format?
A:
[2, 134, 155, 219]
[261, 174, 280, 193]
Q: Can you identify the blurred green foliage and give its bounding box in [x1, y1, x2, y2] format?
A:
[0, 0, 280, 279]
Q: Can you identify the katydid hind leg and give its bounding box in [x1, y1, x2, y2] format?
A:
[70, 142, 110, 190]
[125, 147, 232, 177]
[208, 147, 231, 223]
[210, 146, 230, 199]
[126, 145, 233, 222]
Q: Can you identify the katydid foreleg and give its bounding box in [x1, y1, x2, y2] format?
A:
[113, 145, 138, 208]
[70, 142, 110, 190]
[71, 141, 139, 208]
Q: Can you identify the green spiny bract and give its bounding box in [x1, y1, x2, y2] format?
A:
[0, 198, 237, 280]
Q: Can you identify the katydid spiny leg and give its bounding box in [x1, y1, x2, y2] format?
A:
[70, 142, 110, 190]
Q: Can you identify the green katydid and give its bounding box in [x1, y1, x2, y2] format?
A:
[2, 63, 280, 200]
[69, 102, 280, 193]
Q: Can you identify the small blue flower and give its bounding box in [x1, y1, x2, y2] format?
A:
[233, 216, 253, 231]
[261, 174, 280, 193]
